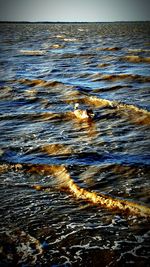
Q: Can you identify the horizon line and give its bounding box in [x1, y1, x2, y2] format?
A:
[0, 20, 150, 23]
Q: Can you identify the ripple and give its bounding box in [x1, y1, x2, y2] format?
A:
[121, 55, 150, 63]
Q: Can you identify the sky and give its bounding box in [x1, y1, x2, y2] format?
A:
[0, 0, 149, 22]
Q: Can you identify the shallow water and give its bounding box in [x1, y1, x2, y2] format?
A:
[0, 22, 150, 266]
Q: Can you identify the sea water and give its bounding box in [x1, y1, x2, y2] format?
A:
[0, 22, 150, 266]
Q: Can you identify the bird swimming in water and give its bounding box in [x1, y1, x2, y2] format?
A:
[74, 103, 95, 120]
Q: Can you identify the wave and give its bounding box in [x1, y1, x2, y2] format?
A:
[126, 48, 150, 53]
[1, 163, 150, 218]
[83, 96, 150, 125]
[115, 102, 150, 125]
[51, 44, 64, 49]
[97, 63, 110, 68]
[68, 178, 150, 218]
[10, 78, 150, 125]
[63, 38, 77, 42]
[17, 78, 65, 88]
[93, 85, 132, 93]
[91, 73, 150, 83]
[19, 50, 46, 56]
[85, 95, 149, 116]
[96, 46, 121, 51]
[56, 34, 65, 38]
[120, 55, 150, 63]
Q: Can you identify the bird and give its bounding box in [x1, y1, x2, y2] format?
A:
[73, 103, 95, 120]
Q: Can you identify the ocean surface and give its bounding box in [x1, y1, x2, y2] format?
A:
[0, 22, 150, 266]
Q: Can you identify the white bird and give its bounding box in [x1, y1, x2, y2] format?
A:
[74, 103, 94, 120]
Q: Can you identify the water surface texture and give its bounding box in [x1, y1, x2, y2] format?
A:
[0, 22, 150, 266]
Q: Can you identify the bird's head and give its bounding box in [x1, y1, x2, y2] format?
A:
[74, 103, 79, 110]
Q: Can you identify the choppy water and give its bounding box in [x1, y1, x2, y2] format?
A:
[0, 22, 150, 266]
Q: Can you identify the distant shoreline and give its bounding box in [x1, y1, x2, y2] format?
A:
[0, 20, 150, 24]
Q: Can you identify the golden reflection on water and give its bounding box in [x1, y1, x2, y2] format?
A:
[72, 119, 98, 141]
[41, 143, 73, 156]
